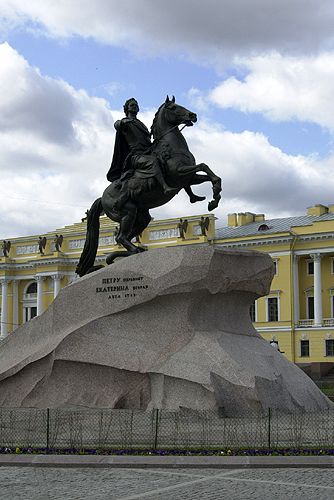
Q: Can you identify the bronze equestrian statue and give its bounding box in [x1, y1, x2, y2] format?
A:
[76, 96, 222, 276]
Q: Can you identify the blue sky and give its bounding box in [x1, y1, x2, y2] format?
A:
[7, 28, 332, 157]
[1, 0, 334, 238]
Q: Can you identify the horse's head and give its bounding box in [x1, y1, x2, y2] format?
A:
[151, 96, 197, 139]
[163, 95, 197, 127]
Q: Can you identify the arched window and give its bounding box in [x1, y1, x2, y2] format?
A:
[23, 281, 37, 322]
[26, 282, 37, 294]
[258, 224, 270, 231]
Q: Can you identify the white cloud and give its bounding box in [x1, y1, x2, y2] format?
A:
[0, 43, 115, 238]
[1, 1, 334, 60]
[1, 43, 334, 239]
[173, 122, 334, 222]
[209, 52, 334, 131]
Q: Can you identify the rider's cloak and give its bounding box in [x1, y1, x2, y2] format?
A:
[106, 128, 130, 182]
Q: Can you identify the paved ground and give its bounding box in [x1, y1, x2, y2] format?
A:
[0, 467, 333, 499]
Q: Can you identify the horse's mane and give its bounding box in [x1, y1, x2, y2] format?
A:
[150, 103, 165, 138]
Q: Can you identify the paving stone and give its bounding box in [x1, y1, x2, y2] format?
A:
[0, 467, 332, 499]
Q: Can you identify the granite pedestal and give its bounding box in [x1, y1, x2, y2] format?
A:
[0, 246, 331, 415]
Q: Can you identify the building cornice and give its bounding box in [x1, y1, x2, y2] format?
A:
[256, 326, 292, 332]
[148, 214, 215, 228]
[215, 230, 334, 249]
[0, 257, 79, 271]
[215, 234, 293, 248]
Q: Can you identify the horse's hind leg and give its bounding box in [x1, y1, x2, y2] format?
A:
[128, 210, 151, 246]
[105, 201, 141, 253]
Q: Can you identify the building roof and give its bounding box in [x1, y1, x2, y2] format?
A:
[215, 212, 334, 240]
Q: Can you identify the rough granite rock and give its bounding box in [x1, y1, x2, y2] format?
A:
[0, 246, 331, 414]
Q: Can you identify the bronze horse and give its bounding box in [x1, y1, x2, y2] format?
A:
[76, 97, 222, 276]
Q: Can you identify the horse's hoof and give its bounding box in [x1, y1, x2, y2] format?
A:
[208, 200, 219, 211]
[126, 246, 144, 254]
[136, 245, 147, 253]
[85, 265, 105, 275]
[190, 195, 206, 203]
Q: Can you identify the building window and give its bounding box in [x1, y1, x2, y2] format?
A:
[24, 306, 37, 322]
[326, 339, 334, 356]
[23, 281, 37, 323]
[267, 297, 278, 322]
[273, 260, 278, 275]
[307, 260, 314, 275]
[300, 340, 309, 357]
[26, 282, 37, 294]
[250, 302, 256, 322]
[258, 224, 270, 231]
[307, 296, 314, 320]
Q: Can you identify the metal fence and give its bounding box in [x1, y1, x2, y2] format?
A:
[0, 408, 333, 450]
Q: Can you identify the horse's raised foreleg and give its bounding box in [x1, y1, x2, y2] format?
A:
[184, 185, 206, 203]
[178, 163, 222, 210]
[189, 174, 210, 184]
[184, 174, 210, 202]
[195, 163, 222, 211]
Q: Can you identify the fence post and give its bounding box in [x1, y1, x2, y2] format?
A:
[153, 408, 159, 450]
[46, 408, 50, 451]
[268, 407, 271, 449]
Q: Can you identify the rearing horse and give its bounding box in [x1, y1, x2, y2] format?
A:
[76, 97, 222, 276]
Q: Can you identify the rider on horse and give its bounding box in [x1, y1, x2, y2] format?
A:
[107, 98, 177, 209]
[106, 98, 204, 209]
[76, 96, 222, 276]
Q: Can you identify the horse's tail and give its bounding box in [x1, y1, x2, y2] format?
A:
[75, 197, 103, 277]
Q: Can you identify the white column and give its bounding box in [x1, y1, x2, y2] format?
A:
[311, 253, 323, 327]
[36, 276, 45, 316]
[51, 274, 64, 299]
[12, 280, 19, 331]
[293, 255, 300, 325]
[0, 280, 9, 338]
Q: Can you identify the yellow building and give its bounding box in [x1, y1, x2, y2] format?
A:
[216, 204, 334, 378]
[0, 213, 215, 337]
[2, 204, 334, 379]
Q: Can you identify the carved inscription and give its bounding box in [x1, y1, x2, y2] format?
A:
[95, 275, 149, 300]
